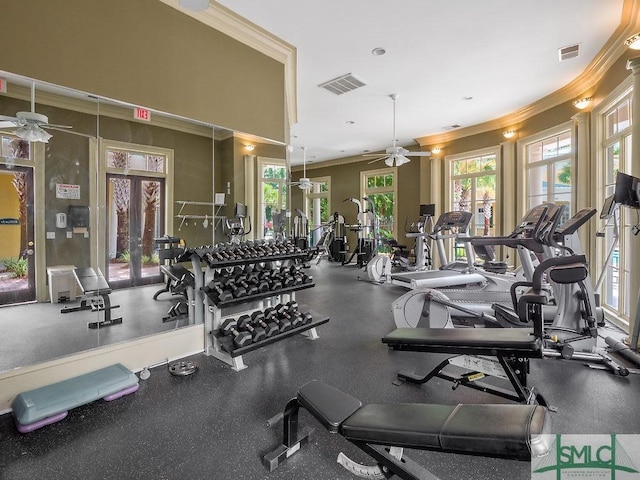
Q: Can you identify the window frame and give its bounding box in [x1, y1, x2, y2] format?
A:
[303, 175, 331, 245]
[257, 157, 287, 240]
[360, 167, 398, 240]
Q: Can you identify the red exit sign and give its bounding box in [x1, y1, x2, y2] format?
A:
[133, 107, 151, 122]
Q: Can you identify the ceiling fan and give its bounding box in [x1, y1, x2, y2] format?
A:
[365, 94, 431, 167]
[291, 147, 322, 190]
[0, 81, 72, 143]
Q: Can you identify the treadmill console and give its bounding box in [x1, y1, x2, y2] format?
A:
[514, 203, 559, 237]
[432, 211, 473, 232]
[554, 208, 597, 237]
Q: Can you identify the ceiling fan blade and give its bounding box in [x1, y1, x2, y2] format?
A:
[0, 115, 19, 122]
[404, 151, 432, 157]
[44, 123, 73, 129]
[0, 121, 17, 129]
[367, 156, 386, 164]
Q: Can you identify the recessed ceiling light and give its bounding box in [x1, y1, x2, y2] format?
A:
[363, 150, 370, 153]
[372, 47, 386, 56]
[463, 96, 473, 101]
[346, 120, 355, 125]
[339, 150, 345, 153]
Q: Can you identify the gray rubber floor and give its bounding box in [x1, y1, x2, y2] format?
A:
[1, 262, 639, 480]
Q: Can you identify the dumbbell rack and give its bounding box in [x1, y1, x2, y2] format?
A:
[202, 249, 329, 371]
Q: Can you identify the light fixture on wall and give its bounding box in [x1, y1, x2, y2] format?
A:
[431, 147, 441, 154]
[179, 0, 209, 11]
[244, 144, 255, 151]
[625, 32, 640, 50]
[572, 96, 592, 110]
[503, 130, 516, 139]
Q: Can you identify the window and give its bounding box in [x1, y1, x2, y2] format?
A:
[106, 149, 166, 174]
[523, 126, 573, 219]
[361, 168, 396, 239]
[598, 88, 633, 322]
[259, 159, 287, 239]
[304, 177, 330, 246]
[449, 150, 498, 237]
[446, 149, 498, 263]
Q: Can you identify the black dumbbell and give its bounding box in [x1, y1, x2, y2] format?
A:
[237, 314, 266, 342]
[264, 306, 291, 331]
[202, 280, 233, 303]
[218, 318, 252, 352]
[251, 310, 279, 337]
[276, 303, 303, 328]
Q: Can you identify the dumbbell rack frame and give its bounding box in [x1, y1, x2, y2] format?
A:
[202, 251, 328, 371]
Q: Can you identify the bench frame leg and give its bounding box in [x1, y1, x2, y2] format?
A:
[398, 355, 547, 406]
[87, 293, 122, 329]
[263, 397, 313, 472]
[354, 442, 440, 480]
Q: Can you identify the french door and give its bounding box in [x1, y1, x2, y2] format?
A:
[0, 164, 35, 304]
[106, 174, 164, 288]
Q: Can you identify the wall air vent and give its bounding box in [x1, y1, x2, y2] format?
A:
[558, 44, 580, 61]
[319, 73, 366, 95]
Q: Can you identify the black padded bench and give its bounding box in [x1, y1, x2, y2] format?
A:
[264, 380, 551, 478]
[383, 327, 546, 405]
[61, 267, 121, 329]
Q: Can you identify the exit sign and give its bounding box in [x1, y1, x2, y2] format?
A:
[0, 78, 6, 94]
[133, 107, 151, 122]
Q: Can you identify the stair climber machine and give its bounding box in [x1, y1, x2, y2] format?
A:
[392, 203, 558, 325]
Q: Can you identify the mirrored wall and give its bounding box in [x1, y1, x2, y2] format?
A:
[0, 70, 275, 373]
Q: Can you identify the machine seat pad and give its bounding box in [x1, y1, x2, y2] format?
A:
[160, 264, 195, 287]
[342, 403, 548, 460]
[298, 381, 362, 434]
[383, 328, 541, 354]
[74, 267, 111, 295]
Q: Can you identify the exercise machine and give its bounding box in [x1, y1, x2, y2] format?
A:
[343, 197, 376, 267]
[396, 203, 434, 271]
[271, 209, 288, 242]
[264, 380, 551, 479]
[224, 202, 251, 244]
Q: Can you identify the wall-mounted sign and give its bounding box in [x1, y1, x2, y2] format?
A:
[0, 218, 19, 225]
[134, 107, 151, 122]
[56, 183, 80, 200]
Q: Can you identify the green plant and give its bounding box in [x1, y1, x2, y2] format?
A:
[118, 250, 131, 263]
[1, 257, 28, 278]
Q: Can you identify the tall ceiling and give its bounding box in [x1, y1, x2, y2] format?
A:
[215, 0, 625, 165]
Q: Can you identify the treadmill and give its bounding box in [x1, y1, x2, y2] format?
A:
[392, 204, 563, 326]
[389, 211, 487, 289]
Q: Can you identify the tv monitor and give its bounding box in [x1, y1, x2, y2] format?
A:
[614, 171, 640, 209]
[600, 195, 616, 219]
[67, 205, 90, 228]
[419, 204, 435, 217]
[234, 202, 247, 219]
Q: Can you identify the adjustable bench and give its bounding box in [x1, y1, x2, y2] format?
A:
[12, 364, 138, 433]
[382, 255, 590, 406]
[61, 267, 121, 329]
[264, 380, 551, 479]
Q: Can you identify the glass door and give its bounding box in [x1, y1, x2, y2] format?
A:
[106, 174, 164, 288]
[0, 164, 35, 304]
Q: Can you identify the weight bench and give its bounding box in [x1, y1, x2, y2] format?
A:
[11, 364, 139, 433]
[61, 267, 121, 329]
[382, 255, 589, 406]
[264, 380, 551, 479]
[156, 264, 195, 322]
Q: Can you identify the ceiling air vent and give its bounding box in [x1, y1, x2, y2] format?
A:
[319, 73, 366, 95]
[558, 44, 580, 61]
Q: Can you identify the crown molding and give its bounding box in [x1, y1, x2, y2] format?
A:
[416, 0, 640, 147]
[158, 0, 298, 126]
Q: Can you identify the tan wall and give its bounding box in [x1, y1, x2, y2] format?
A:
[1, 0, 285, 142]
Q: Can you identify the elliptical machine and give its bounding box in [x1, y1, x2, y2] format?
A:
[224, 202, 251, 244]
